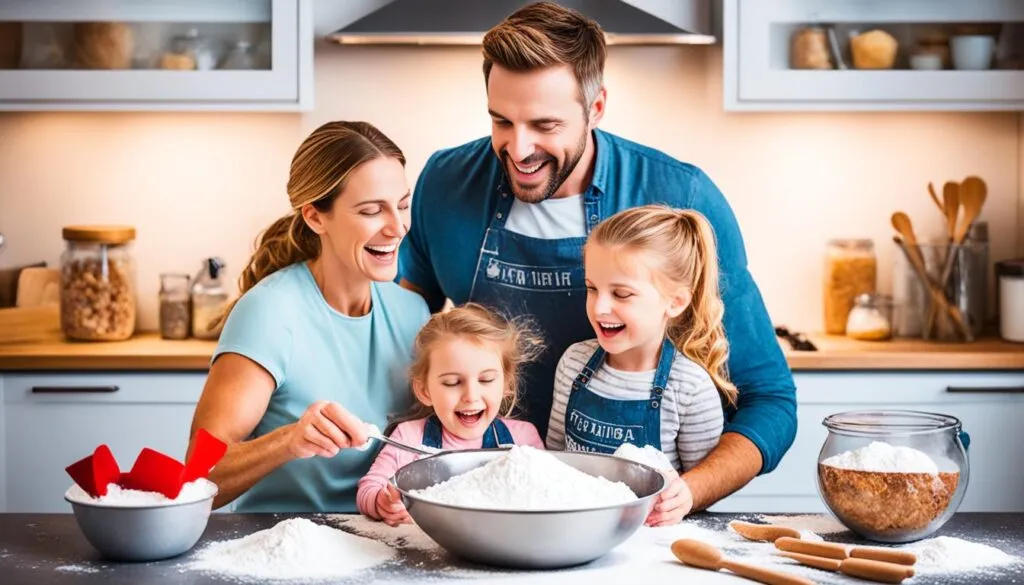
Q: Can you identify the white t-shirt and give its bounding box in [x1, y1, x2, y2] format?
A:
[504, 194, 586, 239]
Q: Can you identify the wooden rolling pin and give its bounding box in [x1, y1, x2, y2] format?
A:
[729, 520, 802, 542]
[672, 539, 816, 585]
[775, 537, 917, 566]
[780, 552, 915, 584]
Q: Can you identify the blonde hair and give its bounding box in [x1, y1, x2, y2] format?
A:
[387, 303, 545, 434]
[587, 205, 738, 405]
[482, 1, 606, 108]
[219, 121, 405, 324]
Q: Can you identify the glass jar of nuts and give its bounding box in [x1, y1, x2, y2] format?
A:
[60, 225, 137, 341]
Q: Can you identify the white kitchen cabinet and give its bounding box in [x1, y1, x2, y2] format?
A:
[724, 0, 1024, 111]
[710, 370, 1024, 514]
[0, 0, 313, 111]
[1, 372, 205, 513]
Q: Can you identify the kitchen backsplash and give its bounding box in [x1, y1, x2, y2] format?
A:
[0, 45, 1020, 333]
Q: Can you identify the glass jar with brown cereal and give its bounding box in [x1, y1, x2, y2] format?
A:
[60, 225, 137, 341]
[823, 239, 877, 335]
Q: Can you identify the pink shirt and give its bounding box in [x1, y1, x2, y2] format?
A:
[356, 417, 544, 519]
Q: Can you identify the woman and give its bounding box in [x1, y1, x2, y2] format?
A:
[188, 121, 429, 512]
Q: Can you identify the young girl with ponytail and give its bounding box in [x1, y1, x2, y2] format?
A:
[546, 204, 737, 527]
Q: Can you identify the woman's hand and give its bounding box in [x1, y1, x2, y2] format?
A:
[375, 483, 412, 526]
[645, 476, 693, 527]
[288, 400, 370, 459]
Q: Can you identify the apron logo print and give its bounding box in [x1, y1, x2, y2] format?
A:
[486, 259, 501, 280]
[483, 258, 575, 290]
[568, 410, 640, 443]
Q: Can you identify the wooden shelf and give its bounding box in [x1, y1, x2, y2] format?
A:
[0, 332, 1021, 372]
[783, 335, 1024, 371]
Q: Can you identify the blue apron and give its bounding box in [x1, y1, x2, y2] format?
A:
[468, 180, 603, 435]
[563, 338, 675, 453]
[421, 414, 515, 449]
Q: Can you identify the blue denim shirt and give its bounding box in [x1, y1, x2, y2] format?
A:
[399, 129, 796, 474]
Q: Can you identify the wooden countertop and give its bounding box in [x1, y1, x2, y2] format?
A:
[0, 333, 1020, 372]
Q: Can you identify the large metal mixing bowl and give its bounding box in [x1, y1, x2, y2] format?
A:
[393, 449, 665, 569]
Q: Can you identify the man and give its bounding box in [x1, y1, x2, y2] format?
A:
[398, 1, 796, 513]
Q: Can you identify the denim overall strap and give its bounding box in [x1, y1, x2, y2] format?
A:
[482, 418, 516, 448]
[422, 415, 445, 450]
[650, 338, 677, 410]
[571, 344, 607, 393]
[423, 415, 515, 449]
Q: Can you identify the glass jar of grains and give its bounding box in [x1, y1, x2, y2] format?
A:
[159, 273, 192, 340]
[823, 239, 877, 335]
[60, 225, 137, 341]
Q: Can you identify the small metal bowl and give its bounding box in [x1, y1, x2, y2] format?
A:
[65, 486, 217, 562]
[394, 449, 665, 569]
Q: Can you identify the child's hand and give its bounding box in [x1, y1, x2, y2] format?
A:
[375, 483, 412, 526]
[645, 476, 693, 527]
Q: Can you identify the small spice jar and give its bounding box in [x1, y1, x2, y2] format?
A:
[823, 239, 877, 335]
[996, 259, 1024, 343]
[159, 273, 192, 340]
[60, 225, 137, 341]
[846, 293, 893, 341]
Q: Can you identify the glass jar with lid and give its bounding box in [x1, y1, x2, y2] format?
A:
[60, 225, 137, 341]
[823, 239, 877, 335]
[219, 41, 258, 70]
[817, 410, 969, 543]
[159, 273, 191, 340]
[845, 293, 893, 341]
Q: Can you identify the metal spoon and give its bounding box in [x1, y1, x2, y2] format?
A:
[367, 428, 441, 456]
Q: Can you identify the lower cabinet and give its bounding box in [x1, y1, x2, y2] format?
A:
[710, 371, 1024, 513]
[1, 372, 205, 513]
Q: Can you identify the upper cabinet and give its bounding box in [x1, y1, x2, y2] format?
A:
[0, 0, 313, 111]
[723, 0, 1024, 111]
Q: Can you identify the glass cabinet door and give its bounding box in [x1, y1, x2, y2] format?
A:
[0, 0, 302, 107]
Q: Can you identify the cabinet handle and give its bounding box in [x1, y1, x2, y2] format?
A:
[31, 385, 120, 394]
[946, 386, 1024, 394]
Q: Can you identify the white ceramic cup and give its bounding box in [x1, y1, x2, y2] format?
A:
[951, 35, 995, 70]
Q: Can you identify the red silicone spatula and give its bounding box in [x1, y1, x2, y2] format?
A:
[122, 448, 185, 499]
[180, 429, 228, 486]
[65, 444, 121, 498]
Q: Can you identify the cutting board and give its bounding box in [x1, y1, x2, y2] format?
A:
[0, 267, 62, 344]
[15, 267, 61, 307]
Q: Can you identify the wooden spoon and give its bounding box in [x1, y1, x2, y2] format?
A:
[927, 182, 944, 216]
[671, 539, 816, 585]
[780, 552, 915, 584]
[955, 176, 987, 244]
[890, 212, 928, 269]
[942, 181, 960, 241]
[729, 520, 801, 542]
[774, 537, 917, 566]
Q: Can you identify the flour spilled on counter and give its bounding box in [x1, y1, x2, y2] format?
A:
[410, 446, 637, 510]
[64, 478, 216, 507]
[55, 564, 100, 574]
[903, 536, 1018, 574]
[188, 517, 395, 581]
[330, 515, 441, 554]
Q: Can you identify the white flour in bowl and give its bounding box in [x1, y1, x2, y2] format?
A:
[409, 446, 637, 510]
[613, 443, 674, 472]
[820, 441, 938, 474]
[64, 478, 216, 507]
[188, 518, 394, 581]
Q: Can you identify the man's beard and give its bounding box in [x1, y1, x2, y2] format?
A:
[501, 130, 588, 203]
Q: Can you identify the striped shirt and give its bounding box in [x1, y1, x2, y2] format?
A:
[546, 339, 724, 472]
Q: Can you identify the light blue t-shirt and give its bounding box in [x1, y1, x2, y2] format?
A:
[212, 262, 430, 513]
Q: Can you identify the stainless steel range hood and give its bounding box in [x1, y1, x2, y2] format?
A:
[328, 1, 715, 46]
